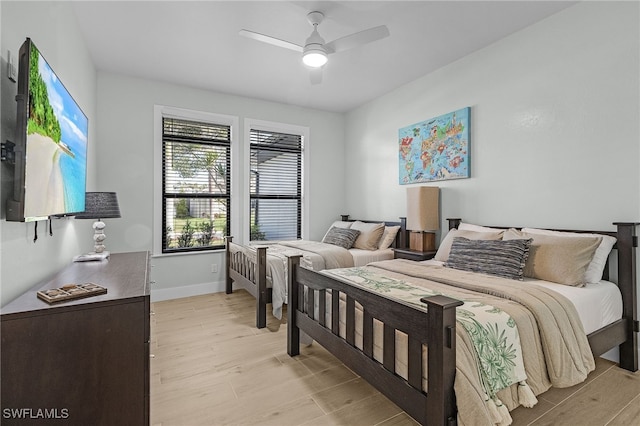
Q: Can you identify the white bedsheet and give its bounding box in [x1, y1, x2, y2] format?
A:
[420, 260, 622, 335]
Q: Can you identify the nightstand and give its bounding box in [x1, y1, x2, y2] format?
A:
[393, 248, 437, 261]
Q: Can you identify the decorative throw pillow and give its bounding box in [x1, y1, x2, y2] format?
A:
[322, 221, 353, 241]
[350, 221, 385, 250]
[444, 237, 532, 280]
[503, 229, 602, 287]
[522, 227, 617, 284]
[322, 227, 360, 249]
[378, 225, 401, 250]
[434, 228, 504, 262]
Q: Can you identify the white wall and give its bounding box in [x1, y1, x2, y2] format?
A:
[2, 1, 638, 309]
[95, 73, 345, 300]
[0, 1, 97, 306]
[344, 2, 639, 360]
[345, 2, 639, 233]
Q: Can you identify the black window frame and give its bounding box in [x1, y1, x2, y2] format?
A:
[162, 117, 231, 253]
[249, 128, 302, 242]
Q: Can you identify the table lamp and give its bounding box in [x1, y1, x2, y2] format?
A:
[406, 186, 439, 251]
[74, 192, 121, 257]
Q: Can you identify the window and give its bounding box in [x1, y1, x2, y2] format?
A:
[162, 117, 231, 253]
[249, 128, 302, 241]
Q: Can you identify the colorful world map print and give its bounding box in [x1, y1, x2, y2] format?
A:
[399, 107, 470, 184]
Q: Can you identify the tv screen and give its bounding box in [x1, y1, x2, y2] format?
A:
[6, 38, 88, 222]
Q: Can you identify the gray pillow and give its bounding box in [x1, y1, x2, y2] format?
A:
[322, 227, 360, 249]
[445, 237, 532, 280]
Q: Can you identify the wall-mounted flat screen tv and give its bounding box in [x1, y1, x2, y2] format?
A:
[6, 38, 88, 222]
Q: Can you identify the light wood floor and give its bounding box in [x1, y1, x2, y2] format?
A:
[150, 291, 640, 426]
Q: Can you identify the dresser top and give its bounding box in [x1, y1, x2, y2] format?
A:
[1, 251, 149, 318]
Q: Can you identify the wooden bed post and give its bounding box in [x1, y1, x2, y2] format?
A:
[224, 236, 233, 294]
[613, 222, 639, 372]
[447, 218, 462, 230]
[287, 255, 302, 356]
[422, 295, 464, 425]
[255, 247, 268, 329]
[399, 217, 408, 249]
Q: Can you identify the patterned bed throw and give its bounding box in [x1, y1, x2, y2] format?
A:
[322, 260, 595, 426]
[323, 266, 536, 424]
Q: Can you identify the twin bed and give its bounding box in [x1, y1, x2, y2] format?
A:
[282, 218, 638, 425]
[225, 215, 407, 328]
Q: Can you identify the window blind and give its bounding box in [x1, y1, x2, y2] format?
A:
[249, 129, 302, 241]
[162, 117, 231, 252]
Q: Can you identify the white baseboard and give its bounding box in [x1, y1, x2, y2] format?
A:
[151, 280, 226, 302]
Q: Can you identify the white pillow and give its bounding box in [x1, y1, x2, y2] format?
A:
[378, 225, 400, 250]
[350, 221, 385, 250]
[322, 221, 353, 241]
[459, 223, 504, 233]
[521, 227, 616, 284]
[434, 228, 504, 262]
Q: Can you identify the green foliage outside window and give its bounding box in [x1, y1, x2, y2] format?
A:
[176, 220, 195, 247]
[250, 223, 266, 241]
[175, 199, 190, 218]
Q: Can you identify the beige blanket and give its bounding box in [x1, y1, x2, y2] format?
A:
[324, 260, 595, 426]
[275, 240, 354, 270]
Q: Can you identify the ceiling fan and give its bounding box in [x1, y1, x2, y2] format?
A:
[239, 11, 390, 84]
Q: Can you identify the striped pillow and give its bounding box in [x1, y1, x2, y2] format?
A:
[322, 227, 360, 249]
[444, 237, 532, 280]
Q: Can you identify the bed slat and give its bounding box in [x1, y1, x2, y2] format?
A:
[346, 296, 356, 346]
[332, 290, 340, 335]
[318, 289, 326, 327]
[363, 311, 374, 358]
[383, 324, 395, 373]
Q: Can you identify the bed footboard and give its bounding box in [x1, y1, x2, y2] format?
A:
[225, 236, 270, 328]
[286, 255, 463, 425]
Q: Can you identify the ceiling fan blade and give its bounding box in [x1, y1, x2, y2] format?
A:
[239, 29, 303, 53]
[309, 67, 323, 85]
[324, 25, 390, 54]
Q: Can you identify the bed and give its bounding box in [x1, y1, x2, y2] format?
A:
[286, 218, 638, 425]
[225, 215, 408, 328]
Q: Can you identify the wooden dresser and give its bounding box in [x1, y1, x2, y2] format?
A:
[1, 251, 150, 425]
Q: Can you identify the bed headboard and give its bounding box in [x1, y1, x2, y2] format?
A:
[446, 217, 639, 371]
[446, 218, 627, 281]
[340, 215, 409, 249]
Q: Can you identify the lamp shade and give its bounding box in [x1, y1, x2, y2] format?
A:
[74, 192, 121, 220]
[406, 186, 439, 231]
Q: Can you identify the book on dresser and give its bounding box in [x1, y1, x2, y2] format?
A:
[0, 251, 150, 426]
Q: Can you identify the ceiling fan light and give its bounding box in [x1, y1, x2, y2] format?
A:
[302, 48, 328, 67]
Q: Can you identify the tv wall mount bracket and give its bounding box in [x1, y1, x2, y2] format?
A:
[1, 140, 15, 164]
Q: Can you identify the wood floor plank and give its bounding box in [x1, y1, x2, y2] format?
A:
[376, 412, 420, 426]
[309, 377, 380, 414]
[608, 393, 640, 426]
[238, 396, 326, 426]
[301, 393, 403, 426]
[150, 292, 640, 426]
[530, 368, 640, 426]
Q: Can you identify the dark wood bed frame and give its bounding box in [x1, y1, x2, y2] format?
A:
[287, 219, 639, 425]
[225, 215, 409, 328]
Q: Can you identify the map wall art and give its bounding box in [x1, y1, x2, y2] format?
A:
[398, 107, 470, 184]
